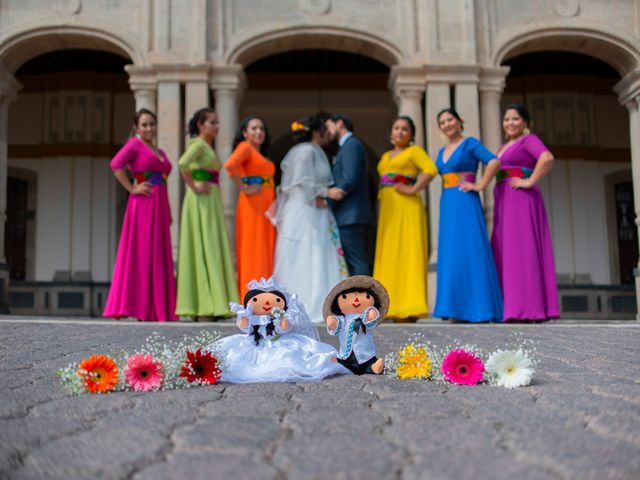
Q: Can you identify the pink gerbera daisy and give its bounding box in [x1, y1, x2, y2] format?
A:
[124, 353, 164, 391]
[441, 349, 484, 385]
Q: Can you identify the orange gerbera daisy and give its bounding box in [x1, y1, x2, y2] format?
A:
[77, 355, 119, 393]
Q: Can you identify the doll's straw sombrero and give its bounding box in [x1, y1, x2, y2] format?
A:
[322, 275, 390, 320]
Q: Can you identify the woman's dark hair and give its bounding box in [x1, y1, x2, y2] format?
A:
[330, 287, 380, 315]
[188, 107, 216, 139]
[393, 115, 416, 141]
[504, 103, 532, 125]
[436, 108, 464, 131]
[243, 289, 287, 310]
[131, 108, 157, 136]
[232, 116, 271, 156]
[292, 115, 327, 144]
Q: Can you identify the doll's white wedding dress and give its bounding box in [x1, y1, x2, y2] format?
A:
[207, 278, 349, 383]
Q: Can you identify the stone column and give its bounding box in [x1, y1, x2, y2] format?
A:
[614, 69, 640, 320]
[156, 79, 182, 260]
[210, 65, 246, 249]
[389, 67, 427, 147]
[455, 83, 481, 139]
[479, 67, 510, 234]
[184, 65, 211, 123]
[424, 80, 450, 313]
[125, 65, 157, 113]
[0, 68, 22, 312]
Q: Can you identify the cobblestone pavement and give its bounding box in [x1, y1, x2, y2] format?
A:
[1, 318, 639, 480]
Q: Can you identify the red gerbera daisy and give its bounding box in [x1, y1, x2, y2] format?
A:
[179, 349, 221, 385]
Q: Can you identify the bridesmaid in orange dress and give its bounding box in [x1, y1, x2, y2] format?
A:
[224, 116, 276, 298]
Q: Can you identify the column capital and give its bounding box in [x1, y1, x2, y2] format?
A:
[126, 63, 215, 88]
[156, 63, 211, 83]
[0, 64, 22, 104]
[125, 64, 157, 92]
[388, 66, 426, 105]
[614, 68, 640, 109]
[424, 64, 481, 84]
[388, 66, 426, 90]
[479, 66, 510, 94]
[210, 64, 247, 92]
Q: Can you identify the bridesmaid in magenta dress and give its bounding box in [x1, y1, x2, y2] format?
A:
[103, 109, 178, 321]
[492, 103, 559, 321]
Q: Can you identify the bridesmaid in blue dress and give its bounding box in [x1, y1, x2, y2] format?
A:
[433, 108, 503, 322]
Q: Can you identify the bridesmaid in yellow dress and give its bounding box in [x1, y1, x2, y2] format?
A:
[373, 116, 437, 321]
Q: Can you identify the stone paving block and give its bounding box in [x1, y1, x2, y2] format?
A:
[283, 406, 384, 435]
[12, 423, 170, 480]
[171, 416, 282, 454]
[272, 432, 402, 479]
[133, 451, 280, 480]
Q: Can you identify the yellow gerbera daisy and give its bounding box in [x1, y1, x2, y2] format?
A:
[396, 344, 432, 380]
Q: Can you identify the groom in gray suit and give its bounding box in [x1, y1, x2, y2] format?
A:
[324, 114, 375, 276]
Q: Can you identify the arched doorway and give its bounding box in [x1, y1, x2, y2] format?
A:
[6, 47, 134, 315]
[239, 48, 395, 271]
[500, 49, 637, 318]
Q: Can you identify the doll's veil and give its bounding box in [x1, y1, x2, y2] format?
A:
[244, 278, 319, 341]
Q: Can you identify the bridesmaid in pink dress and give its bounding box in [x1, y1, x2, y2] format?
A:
[492, 103, 559, 321]
[103, 109, 178, 321]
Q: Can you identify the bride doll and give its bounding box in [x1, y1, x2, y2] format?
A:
[207, 278, 349, 383]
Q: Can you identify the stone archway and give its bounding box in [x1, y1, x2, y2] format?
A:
[493, 27, 639, 76]
[227, 27, 406, 68]
[0, 26, 140, 74]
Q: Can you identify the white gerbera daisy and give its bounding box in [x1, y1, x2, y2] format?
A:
[485, 349, 534, 388]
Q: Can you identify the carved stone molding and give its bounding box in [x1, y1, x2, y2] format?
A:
[614, 69, 640, 109]
[56, 0, 82, 16]
[210, 64, 247, 93]
[551, 0, 580, 18]
[299, 0, 331, 16]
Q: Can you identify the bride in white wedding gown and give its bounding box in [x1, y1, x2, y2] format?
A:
[271, 115, 349, 323]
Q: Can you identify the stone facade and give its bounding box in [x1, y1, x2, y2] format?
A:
[0, 0, 639, 317]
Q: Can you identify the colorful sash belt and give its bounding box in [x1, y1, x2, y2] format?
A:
[442, 172, 476, 189]
[242, 175, 274, 187]
[192, 169, 220, 184]
[133, 171, 167, 186]
[380, 173, 417, 187]
[496, 167, 533, 182]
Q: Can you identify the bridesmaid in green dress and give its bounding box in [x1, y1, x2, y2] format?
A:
[176, 108, 238, 319]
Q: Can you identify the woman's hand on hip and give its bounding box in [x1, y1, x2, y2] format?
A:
[510, 177, 533, 189]
[193, 181, 211, 194]
[132, 182, 152, 196]
[394, 183, 415, 195]
[459, 182, 480, 192]
[243, 184, 262, 195]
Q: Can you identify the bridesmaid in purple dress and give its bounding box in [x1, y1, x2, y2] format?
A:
[103, 109, 178, 321]
[492, 103, 559, 321]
